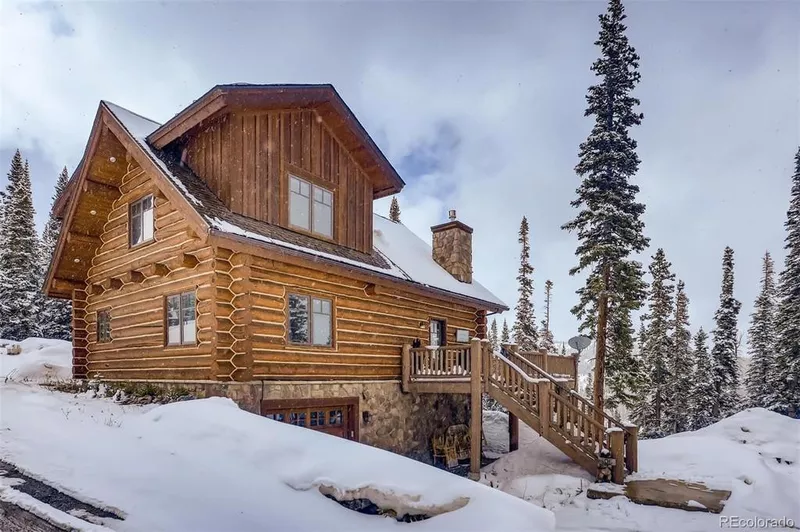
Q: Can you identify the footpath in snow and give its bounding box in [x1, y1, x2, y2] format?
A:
[0, 339, 553, 532]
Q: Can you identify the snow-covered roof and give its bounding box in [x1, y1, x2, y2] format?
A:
[103, 101, 507, 310]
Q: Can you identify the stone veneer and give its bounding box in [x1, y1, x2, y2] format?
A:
[148, 380, 469, 463]
[431, 220, 473, 283]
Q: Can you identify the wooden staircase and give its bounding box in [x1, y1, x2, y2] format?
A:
[402, 339, 638, 483]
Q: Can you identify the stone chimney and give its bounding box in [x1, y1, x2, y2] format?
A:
[431, 209, 473, 283]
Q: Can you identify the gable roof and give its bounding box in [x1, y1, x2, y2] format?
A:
[49, 98, 507, 312]
[146, 84, 404, 199]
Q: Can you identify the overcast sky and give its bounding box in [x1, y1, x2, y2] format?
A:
[1, 1, 797, 345]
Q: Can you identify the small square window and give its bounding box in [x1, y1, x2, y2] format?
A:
[129, 195, 154, 247]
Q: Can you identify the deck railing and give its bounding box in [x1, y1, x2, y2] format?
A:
[405, 344, 471, 381]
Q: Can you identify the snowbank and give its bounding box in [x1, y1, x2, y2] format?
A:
[481, 408, 799, 531]
[0, 337, 72, 382]
[0, 382, 554, 531]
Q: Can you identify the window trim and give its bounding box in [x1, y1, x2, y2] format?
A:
[287, 170, 335, 241]
[164, 290, 198, 347]
[128, 194, 155, 249]
[97, 308, 112, 344]
[429, 317, 448, 347]
[286, 292, 335, 348]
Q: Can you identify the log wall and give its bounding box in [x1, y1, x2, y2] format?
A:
[79, 163, 215, 381]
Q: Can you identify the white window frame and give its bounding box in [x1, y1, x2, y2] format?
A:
[289, 175, 334, 239]
[129, 195, 155, 247]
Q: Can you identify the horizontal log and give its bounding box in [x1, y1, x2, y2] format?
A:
[88, 354, 213, 371]
[252, 352, 397, 366]
[252, 362, 399, 378]
[88, 367, 212, 381]
[86, 344, 208, 360]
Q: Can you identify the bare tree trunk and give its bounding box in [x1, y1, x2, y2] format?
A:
[593, 265, 610, 418]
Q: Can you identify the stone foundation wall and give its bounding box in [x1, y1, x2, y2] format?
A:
[261, 381, 469, 461]
[137, 380, 469, 462]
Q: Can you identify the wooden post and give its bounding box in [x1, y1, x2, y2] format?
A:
[609, 428, 625, 484]
[573, 353, 579, 391]
[541, 348, 549, 373]
[537, 379, 551, 437]
[625, 425, 639, 473]
[508, 413, 519, 452]
[469, 337, 483, 480]
[401, 344, 411, 393]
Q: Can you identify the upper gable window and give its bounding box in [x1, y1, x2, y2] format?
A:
[129, 195, 154, 247]
[289, 175, 333, 238]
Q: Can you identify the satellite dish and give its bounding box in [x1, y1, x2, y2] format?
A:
[568, 335, 591, 353]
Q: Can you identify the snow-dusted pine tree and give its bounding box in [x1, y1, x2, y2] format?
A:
[745, 252, 777, 408]
[633, 248, 675, 437]
[39, 167, 72, 340]
[561, 0, 648, 414]
[389, 197, 401, 223]
[0, 152, 41, 340]
[501, 319, 510, 346]
[688, 328, 716, 430]
[766, 148, 800, 416]
[663, 280, 693, 434]
[540, 280, 556, 352]
[488, 318, 499, 353]
[710, 246, 742, 420]
[512, 217, 538, 351]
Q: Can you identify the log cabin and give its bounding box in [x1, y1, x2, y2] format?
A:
[44, 84, 508, 460]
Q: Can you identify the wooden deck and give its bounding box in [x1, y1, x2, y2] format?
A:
[400, 340, 639, 484]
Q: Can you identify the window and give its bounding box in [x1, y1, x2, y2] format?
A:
[97, 310, 111, 343]
[289, 175, 333, 238]
[166, 291, 196, 346]
[129, 195, 154, 247]
[288, 293, 332, 346]
[429, 319, 446, 347]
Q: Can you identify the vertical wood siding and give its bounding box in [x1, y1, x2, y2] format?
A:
[184, 109, 373, 254]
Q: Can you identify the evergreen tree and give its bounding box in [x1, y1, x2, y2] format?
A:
[501, 319, 510, 345]
[767, 148, 800, 416]
[39, 167, 72, 340]
[663, 280, 693, 434]
[710, 246, 742, 419]
[688, 328, 716, 429]
[745, 252, 777, 408]
[561, 0, 649, 413]
[634, 248, 675, 437]
[560, 343, 567, 356]
[512, 217, 538, 351]
[489, 318, 499, 353]
[389, 197, 401, 223]
[0, 152, 41, 340]
[540, 280, 556, 352]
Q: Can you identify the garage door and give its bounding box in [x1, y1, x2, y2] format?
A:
[261, 398, 358, 440]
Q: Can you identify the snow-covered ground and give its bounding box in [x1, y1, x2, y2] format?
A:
[3, 340, 798, 531]
[0, 340, 553, 531]
[482, 410, 800, 531]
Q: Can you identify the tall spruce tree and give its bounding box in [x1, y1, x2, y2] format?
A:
[688, 328, 715, 429]
[512, 217, 538, 351]
[664, 280, 693, 434]
[489, 318, 499, 353]
[766, 148, 800, 416]
[0, 152, 41, 340]
[501, 319, 510, 345]
[710, 246, 742, 419]
[39, 167, 72, 340]
[633, 248, 675, 437]
[745, 252, 777, 408]
[540, 280, 556, 352]
[561, 0, 649, 413]
[389, 197, 401, 223]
